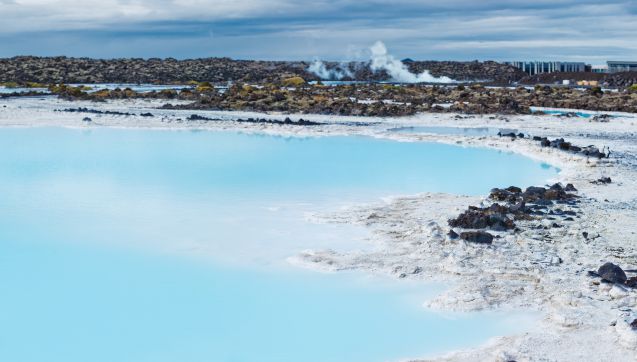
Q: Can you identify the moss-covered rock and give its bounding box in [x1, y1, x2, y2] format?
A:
[281, 76, 305, 87]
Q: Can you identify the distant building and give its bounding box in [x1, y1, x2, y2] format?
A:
[576, 80, 599, 87]
[505, 61, 587, 76]
[592, 66, 608, 73]
[607, 61, 637, 73]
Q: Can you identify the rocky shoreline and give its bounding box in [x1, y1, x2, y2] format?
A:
[7, 81, 637, 117]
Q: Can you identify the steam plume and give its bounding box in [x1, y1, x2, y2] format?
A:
[369, 41, 454, 83]
[308, 59, 353, 80]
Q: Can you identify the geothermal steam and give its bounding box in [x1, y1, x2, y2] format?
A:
[369, 41, 454, 83]
[308, 59, 353, 80]
[308, 41, 454, 83]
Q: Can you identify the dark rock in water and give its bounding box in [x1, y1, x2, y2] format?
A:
[525, 186, 547, 196]
[582, 231, 589, 239]
[188, 114, 213, 121]
[598, 262, 627, 284]
[565, 183, 577, 192]
[140, 112, 154, 117]
[82, 117, 92, 122]
[626, 277, 637, 288]
[448, 229, 459, 239]
[631, 319, 637, 330]
[460, 231, 494, 244]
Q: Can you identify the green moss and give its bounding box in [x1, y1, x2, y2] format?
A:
[25, 82, 48, 88]
[281, 76, 305, 87]
[629, 84, 637, 92]
[47, 83, 89, 97]
[196, 81, 214, 92]
[1, 82, 19, 88]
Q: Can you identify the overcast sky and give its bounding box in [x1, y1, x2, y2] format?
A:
[0, 0, 635, 63]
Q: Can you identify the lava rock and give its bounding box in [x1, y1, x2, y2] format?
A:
[593, 177, 612, 184]
[459, 231, 494, 244]
[598, 262, 628, 284]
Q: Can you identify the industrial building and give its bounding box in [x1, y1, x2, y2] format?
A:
[505, 61, 587, 76]
[607, 61, 637, 73]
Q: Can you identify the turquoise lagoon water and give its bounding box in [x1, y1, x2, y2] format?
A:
[0, 128, 558, 362]
[388, 126, 519, 136]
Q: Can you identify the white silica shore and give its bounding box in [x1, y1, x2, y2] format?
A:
[1, 96, 636, 361]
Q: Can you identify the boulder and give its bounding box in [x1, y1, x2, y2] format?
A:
[598, 262, 627, 284]
[460, 231, 494, 244]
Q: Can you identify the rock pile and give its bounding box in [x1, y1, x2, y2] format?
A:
[448, 183, 580, 244]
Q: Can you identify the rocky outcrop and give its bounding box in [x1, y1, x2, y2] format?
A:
[7, 81, 637, 117]
[520, 71, 637, 89]
[0, 56, 528, 85]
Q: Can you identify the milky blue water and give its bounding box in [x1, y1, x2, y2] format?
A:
[0, 128, 557, 362]
[388, 126, 519, 136]
[76, 84, 196, 93]
[0, 86, 49, 94]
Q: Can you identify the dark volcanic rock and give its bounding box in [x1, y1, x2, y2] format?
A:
[0, 56, 525, 84]
[593, 177, 612, 184]
[460, 231, 494, 244]
[448, 204, 515, 231]
[598, 262, 627, 284]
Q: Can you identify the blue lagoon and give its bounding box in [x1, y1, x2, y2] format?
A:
[0, 128, 558, 362]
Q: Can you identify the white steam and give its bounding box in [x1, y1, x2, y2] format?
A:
[369, 41, 454, 83]
[308, 41, 455, 83]
[308, 59, 353, 80]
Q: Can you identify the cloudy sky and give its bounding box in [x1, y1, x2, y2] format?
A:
[0, 0, 635, 63]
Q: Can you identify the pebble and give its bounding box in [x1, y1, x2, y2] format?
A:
[610, 285, 629, 299]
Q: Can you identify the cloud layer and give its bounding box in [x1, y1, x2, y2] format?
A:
[0, 0, 635, 62]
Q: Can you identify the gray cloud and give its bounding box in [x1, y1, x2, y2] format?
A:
[0, 0, 635, 63]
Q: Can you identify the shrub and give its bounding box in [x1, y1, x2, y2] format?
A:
[589, 86, 604, 96]
[628, 84, 637, 92]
